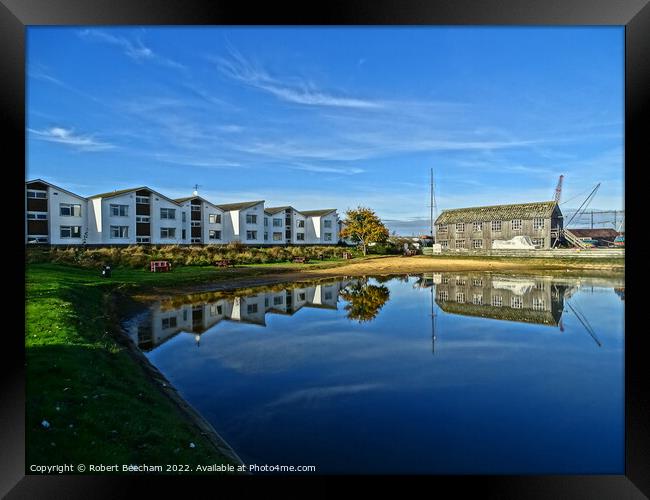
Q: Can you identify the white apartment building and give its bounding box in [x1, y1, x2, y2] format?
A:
[25, 179, 340, 246]
[26, 179, 89, 244]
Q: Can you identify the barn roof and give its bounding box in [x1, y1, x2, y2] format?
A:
[437, 300, 561, 326]
[435, 201, 558, 224]
[567, 228, 619, 239]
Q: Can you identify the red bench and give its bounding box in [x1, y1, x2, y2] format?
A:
[216, 260, 234, 267]
[150, 260, 172, 272]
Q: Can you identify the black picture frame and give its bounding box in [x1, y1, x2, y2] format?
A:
[3, 0, 645, 497]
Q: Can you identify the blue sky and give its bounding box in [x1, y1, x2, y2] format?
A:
[27, 26, 624, 234]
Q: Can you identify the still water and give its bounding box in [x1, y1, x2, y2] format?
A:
[125, 273, 624, 474]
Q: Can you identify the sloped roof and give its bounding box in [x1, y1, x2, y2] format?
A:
[264, 206, 292, 215]
[438, 300, 560, 326]
[88, 186, 148, 199]
[567, 228, 619, 239]
[216, 200, 264, 211]
[174, 195, 223, 210]
[435, 201, 558, 225]
[26, 179, 86, 200]
[300, 209, 337, 217]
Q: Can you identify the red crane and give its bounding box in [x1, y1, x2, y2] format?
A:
[554, 174, 564, 203]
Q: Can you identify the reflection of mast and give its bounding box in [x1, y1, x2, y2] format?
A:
[431, 284, 436, 355]
[566, 300, 601, 347]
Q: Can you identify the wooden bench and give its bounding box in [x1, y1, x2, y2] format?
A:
[150, 260, 172, 272]
[292, 257, 307, 264]
[216, 259, 234, 267]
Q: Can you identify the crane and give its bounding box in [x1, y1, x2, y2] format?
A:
[554, 175, 564, 203]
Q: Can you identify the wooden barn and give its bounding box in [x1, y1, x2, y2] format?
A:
[434, 201, 563, 250]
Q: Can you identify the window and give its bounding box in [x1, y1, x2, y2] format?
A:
[438, 291, 448, 301]
[472, 278, 483, 287]
[160, 208, 176, 220]
[246, 230, 257, 240]
[110, 204, 128, 217]
[273, 218, 283, 227]
[210, 304, 219, 316]
[324, 233, 332, 241]
[191, 205, 201, 212]
[511, 297, 523, 309]
[264, 218, 269, 227]
[438, 224, 448, 232]
[296, 233, 305, 241]
[160, 227, 176, 239]
[442, 277, 449, 284]
[264, 232, 268, 241]
[323, 220, 332, 228]
[27, 190, 47, 199]
[209, 230, 221, 240]
[191, 221, 201, 227]
[191, 237, 201, 244]
[512, 219, 522, 231]
[136, 196, 149, 204]
[161, 317, 177, 329]
[491, 220, 502, 232]
[532, 298, 545, 311]
[531, 238, 544, 248]
[455, 223, 465, 232]
[110, 226, 129, 238]
[27, 212, 48, 220]
[273, 232, 283, 241]
[456, 292, 465, 303]
[456, 278, 466, 286]
[455, 239, 465, 248]
[136, 236, 150, 243]
[60, 203, 81, 217]
[535, 282, 545, 291]
[298, 292, 306, 301]
[247, 303, 258, 314]
[296, 220, 305, 228]
[473, 294, 483, 305]
[533, 218, 545, 230]
[324, 291, 333, 300]
[273, 296, 284, 305]
[473, 239, 483, 249]
[27, 236, 48, 243]
[473, 222, 482, 232]
[246, 214, 257, 224]
[492, 295, 503, 307]
[439, 240, 448, 248]
[136, 215, 150, 223]
[182, 212, 186, 223]
[182, 229, 186, 239]
[60, 226, 81, 238]
[209, 214, 221, 224]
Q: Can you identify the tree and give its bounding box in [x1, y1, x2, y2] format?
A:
[339, 279, 390, 323]
[339, 206, 389, 256]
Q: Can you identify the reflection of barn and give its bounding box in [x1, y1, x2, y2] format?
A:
[433, 273, 568, 326]
[128, 279, 353, 350]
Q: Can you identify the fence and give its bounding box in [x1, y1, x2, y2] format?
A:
[423, 248, 624, 258]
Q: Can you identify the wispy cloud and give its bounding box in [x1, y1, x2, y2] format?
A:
[215, 46, 383, 109]
[287, 163, 365, 175]
[28, 127, 114, 151]
[152, 153, 242, 169]
[78, 29, 185, 71]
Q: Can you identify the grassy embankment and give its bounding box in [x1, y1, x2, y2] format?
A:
[25, 262, 326, 471]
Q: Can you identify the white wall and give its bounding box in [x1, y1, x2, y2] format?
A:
[48, 187, 88, 245]
[238, 203, 265, 244]
[151, 196, 183, 244]
[204, 204, 225, 244]
[101, 193, 136, 244]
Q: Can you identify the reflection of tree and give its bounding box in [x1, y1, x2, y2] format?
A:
[340, 280, 390, 323]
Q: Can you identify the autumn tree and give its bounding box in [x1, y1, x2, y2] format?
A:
[340, 206, 389, 256]
[340, 279, 390, 323]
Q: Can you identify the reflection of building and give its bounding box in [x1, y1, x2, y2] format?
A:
[434, 273, 568, 326]
[129, 280, 352, 350]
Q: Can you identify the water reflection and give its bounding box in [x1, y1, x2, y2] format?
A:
[129, 273, 624, 352]
[126, 272, 625, 473]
